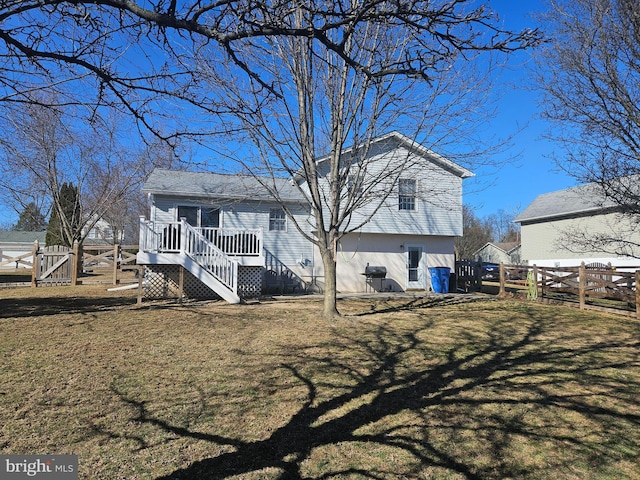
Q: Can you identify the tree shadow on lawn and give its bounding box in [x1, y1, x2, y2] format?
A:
[110, 305, 640, 479]
[0, 294, 139, 319]
[347, 293, 493, 316]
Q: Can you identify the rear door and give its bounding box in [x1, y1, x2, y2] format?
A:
[406, 244, 426, 289]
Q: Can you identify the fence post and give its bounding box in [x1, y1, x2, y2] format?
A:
[31, 240, 39, 288]
[113, 244, 120, 285]
[71, 241, 79, 286]
[579, 261, 586, 310]
[179, 266, 185, 303]
[499, 262, 506, 296]
[137, 266, 144, 305]
[636, 270, 640, 321]
[533, 264, 539, 299]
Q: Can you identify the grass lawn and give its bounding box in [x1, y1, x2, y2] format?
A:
[1, 287, 639, 479]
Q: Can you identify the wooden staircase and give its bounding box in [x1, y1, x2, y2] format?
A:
[179, 224, 240, 303]
[137, 219, 243, 304]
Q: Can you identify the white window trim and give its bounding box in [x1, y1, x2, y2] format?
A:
[269, 207, 287, 232]
[175, 204, 221, 228]
[398, 178, 417, 211]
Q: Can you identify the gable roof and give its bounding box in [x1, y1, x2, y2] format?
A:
[474, 241, 520, 256]
[314, 131, 474, 179]
[493, 241, 520, 254]
[514, 183, 618, 224]
[143, 169, 305, 203]
[144, 133, 472, 202]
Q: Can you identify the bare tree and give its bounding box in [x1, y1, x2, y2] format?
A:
[95, 138, 180, 244]
[186, 2, 538, 317]
[0, 99, 176, 246]
[553, 211, 640, 258]
[535, 0, 640, 256]
[1, 1, 539, 316]
[486, 208, 521, 243]
[455, 205, 493, 260]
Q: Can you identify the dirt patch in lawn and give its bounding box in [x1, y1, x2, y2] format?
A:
[1, 286, 639, 479]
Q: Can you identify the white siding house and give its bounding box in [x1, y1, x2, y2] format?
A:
[137, 132, 473, 301]
[515, 182, 640, 267]
[0, 231, 46, 269]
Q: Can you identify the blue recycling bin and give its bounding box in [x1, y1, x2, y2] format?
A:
[429, 267, 451, 293]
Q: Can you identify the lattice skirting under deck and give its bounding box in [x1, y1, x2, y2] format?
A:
[237, 266, 262, 298]
[143, 265, 262, 300]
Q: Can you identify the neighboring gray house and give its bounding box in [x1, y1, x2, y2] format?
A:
[0, 230, 47, 269]
[136, 132, 473, 302]
[474, 241, 521, 265]
[515, 182, 640, 267]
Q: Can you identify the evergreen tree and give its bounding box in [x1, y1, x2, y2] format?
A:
[13, 202, 47, 231]
[46, 183, 81, 247]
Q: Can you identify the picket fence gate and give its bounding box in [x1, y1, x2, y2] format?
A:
[31, 241, 79, 287]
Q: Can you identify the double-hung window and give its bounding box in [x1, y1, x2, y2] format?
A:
[398, 179, 416, 211]
[269, 208, 286, 231]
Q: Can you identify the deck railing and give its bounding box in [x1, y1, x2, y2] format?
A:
[139, 218, 265, 296]
[139, 218, 263, 257]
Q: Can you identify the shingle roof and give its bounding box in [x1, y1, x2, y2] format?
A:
[473, 241, 520, 257]
[142, 169, 305, 202]
[312, 131, 474, 179]
[494, 241, 520, 253]
[0, 231, 47, 244]
[514, 183, 617, 224]
[144, 133, 474, 204]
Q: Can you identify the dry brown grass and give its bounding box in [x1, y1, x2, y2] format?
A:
[1, 286, 639, 479]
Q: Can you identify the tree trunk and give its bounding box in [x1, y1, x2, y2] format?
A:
[320, 244, 340, 319]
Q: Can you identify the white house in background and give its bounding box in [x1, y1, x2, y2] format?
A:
[473, 241, 521, 265]
[136, 132, 473, 303]
[514, 182, 640, 268]
[0, 231, 46, 269]
[82, 215, 130, 245]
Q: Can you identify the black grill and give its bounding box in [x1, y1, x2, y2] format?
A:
[364, 265, 387, 278]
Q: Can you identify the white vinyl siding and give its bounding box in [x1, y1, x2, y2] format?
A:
[520, 211, 640, 264]
[151, 194, 312, 267]
[312, 144, 463, 236]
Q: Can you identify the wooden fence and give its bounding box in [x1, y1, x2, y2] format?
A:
[1, 251, 35, 269]
[82, 244, 138, 285]
[31, 242, 79, 287]
[25, 241, 139, 287]
[489, 262, 640, 319]
[455, 260, 482, 293]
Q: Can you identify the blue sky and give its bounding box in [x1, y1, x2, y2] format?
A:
[0, 0, 575, 228]
[464, 0, 577, 218]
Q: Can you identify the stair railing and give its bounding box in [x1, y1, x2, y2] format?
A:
[180, 220, 238, 295]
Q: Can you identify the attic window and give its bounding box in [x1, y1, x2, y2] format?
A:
[269, 208, 286, 231]
[398, 179, 416, 210]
